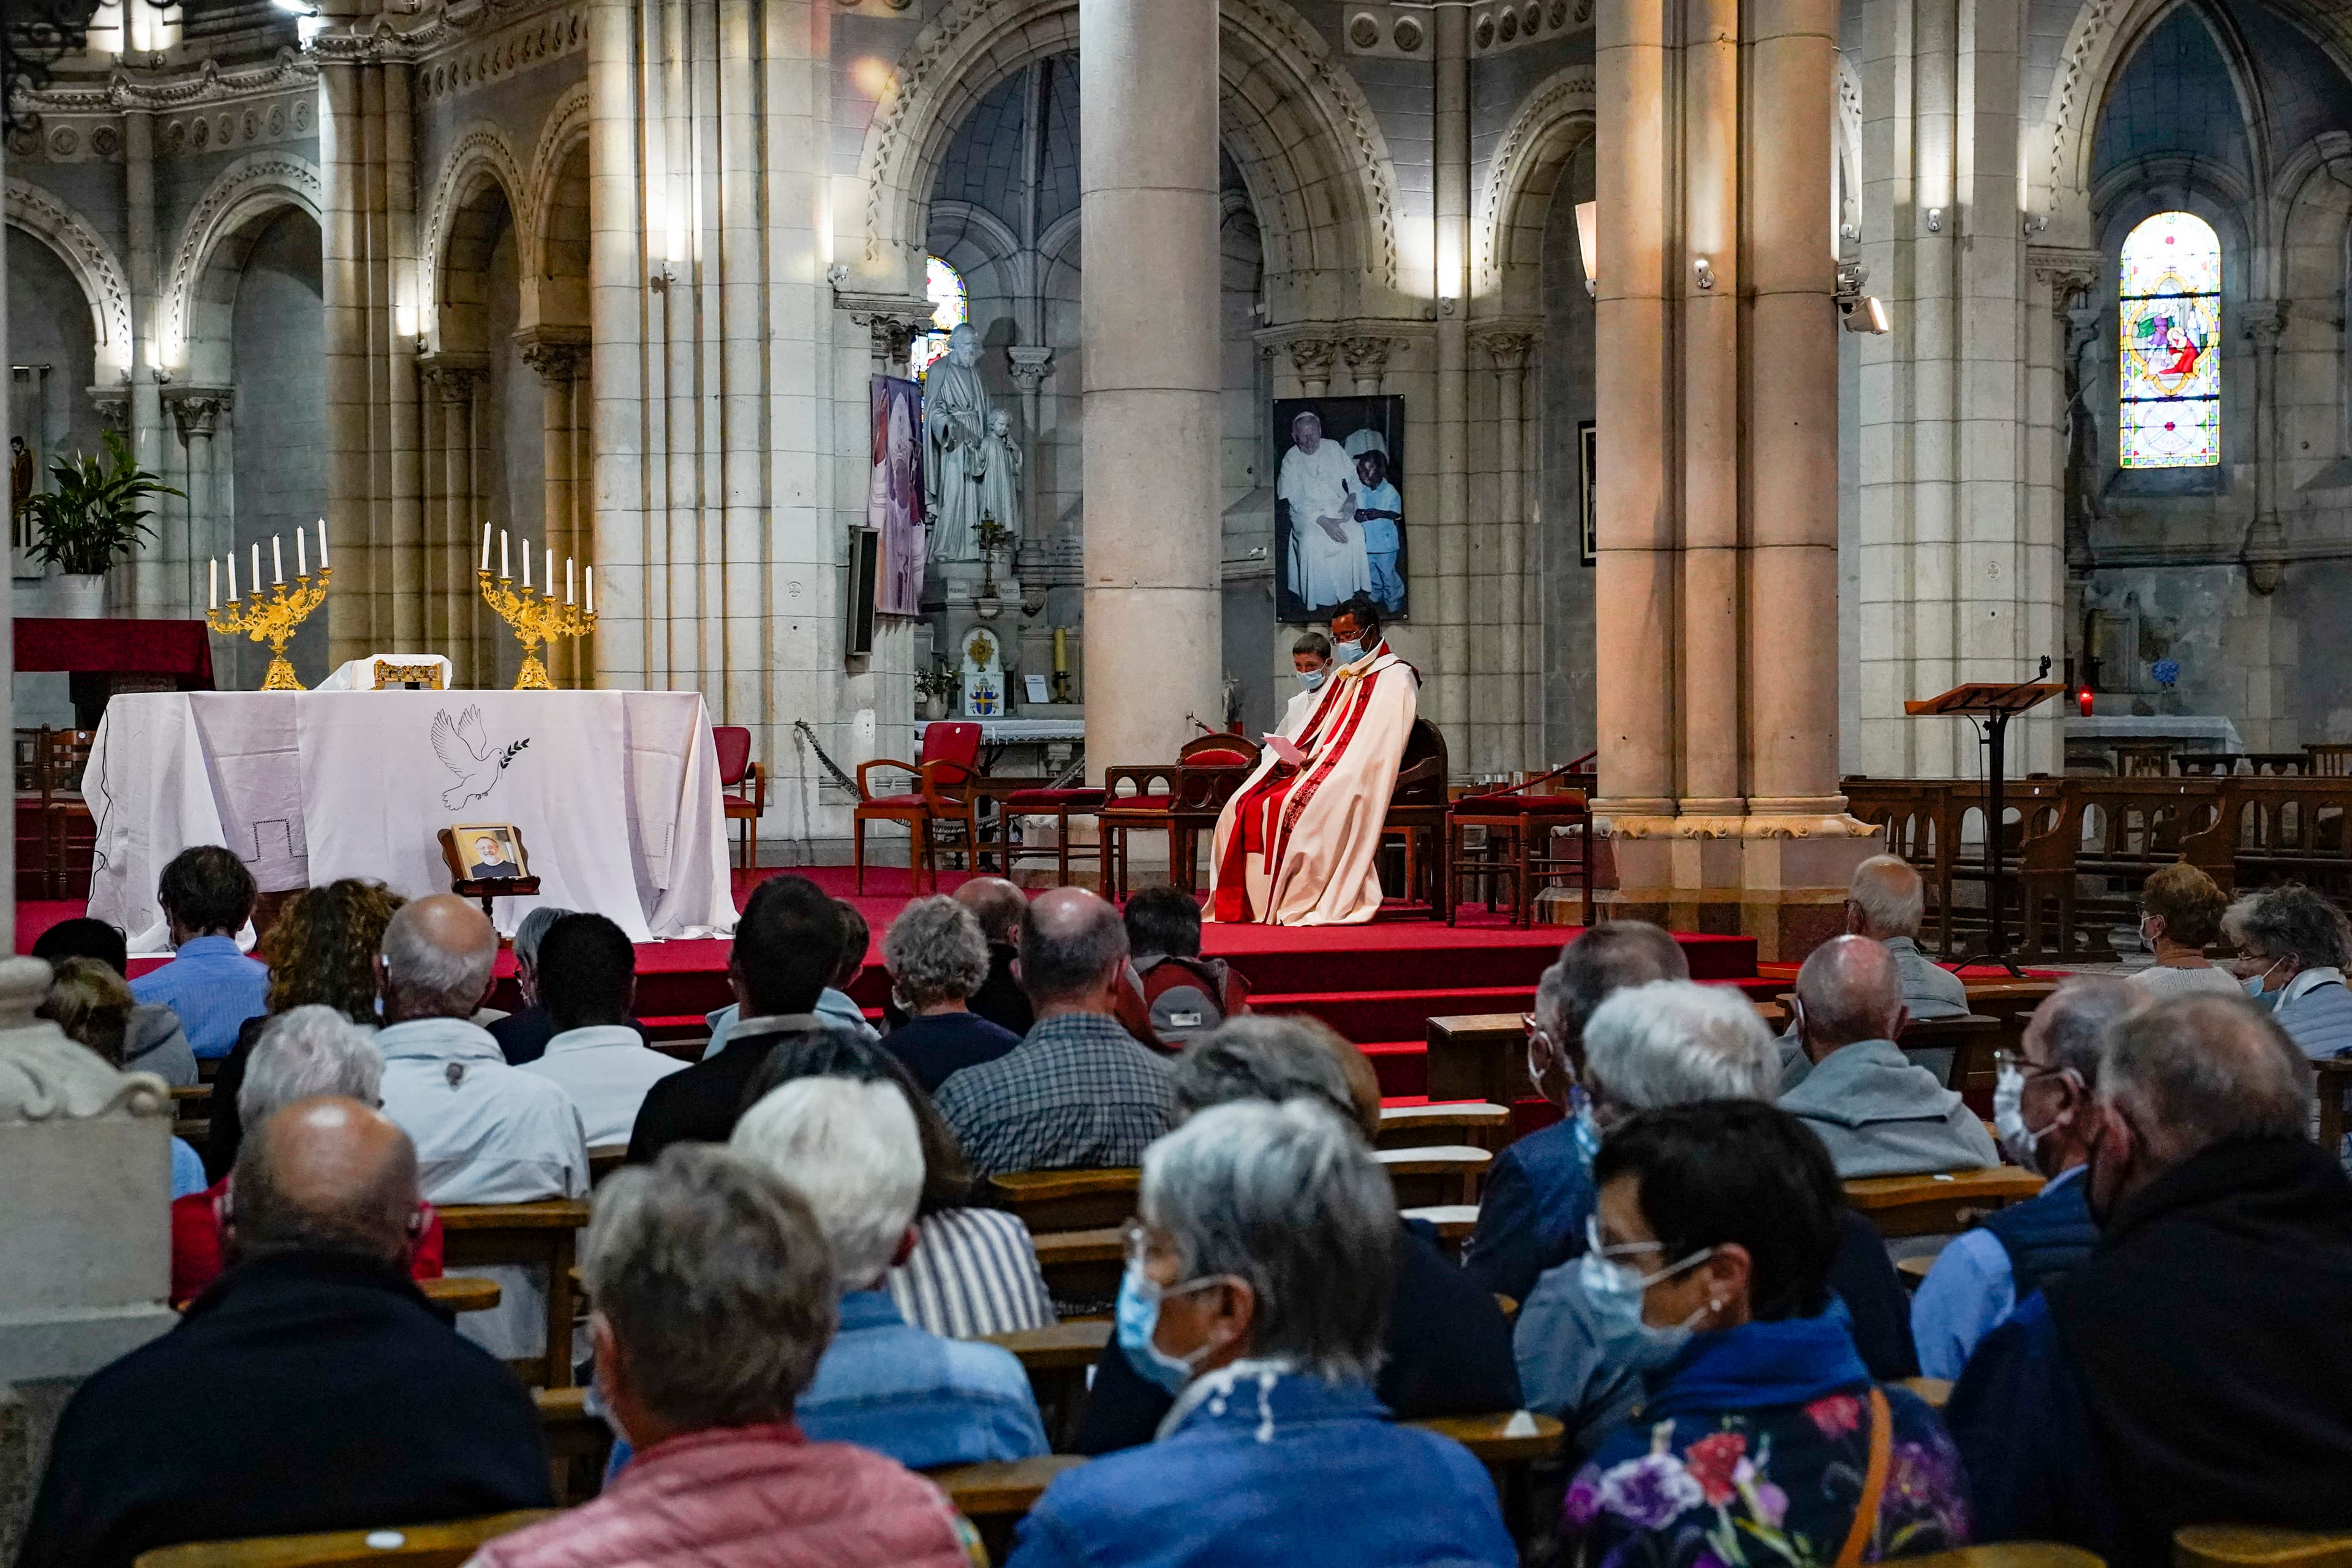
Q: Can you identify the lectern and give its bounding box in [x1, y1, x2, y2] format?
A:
[1905, 662, 2065, 974]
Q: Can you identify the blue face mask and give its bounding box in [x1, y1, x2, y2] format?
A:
[1578, 1219, 1714, 1370]
[1331, 638, 1366, 665]
[1569, 1096, 1603, 1174]
[1295, 668, 1327, 692]
[1115, 1264, 1219, 1395]
[2244, 960, 2284, 1008]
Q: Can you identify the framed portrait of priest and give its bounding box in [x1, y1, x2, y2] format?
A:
[1273, 395, 1406, 624]
[869, 375, 926, 617]
[445, 823, 529, 882]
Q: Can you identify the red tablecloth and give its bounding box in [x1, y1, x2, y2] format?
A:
[15, 617, 214, 685]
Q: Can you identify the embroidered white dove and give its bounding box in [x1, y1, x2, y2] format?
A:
[431, 706, 530, 809]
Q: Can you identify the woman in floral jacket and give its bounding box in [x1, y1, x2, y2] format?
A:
[1561, 1101, 1970, 1567]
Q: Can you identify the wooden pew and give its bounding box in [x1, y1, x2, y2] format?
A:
[1899, 1013, 2002, 1091]
[2175, 1526, 2352, 1567]
[415, 1275, 501, 1314]
[930, 1454, 1088, 1562]
[1028, 1226, 1124, 1312]
[1374, 1144, 1491, 1208]
[980, 1322, 1110, 1449]
[1401, 1204, 1481, 1244]
[172, 1084, 211, 1145]
[1844, 1167, 2043, 1238]
[131, 1510, 557, 1568]
[1898, 1550, 2105, 1568]
[586, 1145, 627, 1185]
[436, 1198, 590, 1389]
[2318, 1057, 2352, 1159]
[1376, 1101, 1511, 1151]
[986, 1168, 1139, 1233]
[534, 1385, 614, 1506]
[1424, 1012, 1525, 1110]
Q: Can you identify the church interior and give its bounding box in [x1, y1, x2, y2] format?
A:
[9, 0, 2352, 1562]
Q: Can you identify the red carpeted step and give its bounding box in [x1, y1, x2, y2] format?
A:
[1253, 984, 1539, 1046]
[1357, 1041, 1427, 1099]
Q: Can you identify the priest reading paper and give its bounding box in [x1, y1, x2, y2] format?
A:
[1210, 596, 1419, 925]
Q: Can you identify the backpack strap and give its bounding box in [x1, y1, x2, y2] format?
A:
[1832, 1386, 1893, 1568]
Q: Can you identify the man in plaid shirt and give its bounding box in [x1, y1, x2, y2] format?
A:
[935, 887, 1175, 1178]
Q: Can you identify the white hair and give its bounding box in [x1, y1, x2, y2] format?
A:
[239, 1005, 383, 1126]
[1583, 980, 1779, 1110]
[380, 903, 496, 1016]
[513, 905, 575, 970]
[730, 1077, 922, 1289]
[1846, 854, 1926, 941]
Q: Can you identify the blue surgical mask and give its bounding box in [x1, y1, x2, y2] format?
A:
[1331, 638, 1366, 665]
[1569, 1095, 1602, 1175]
[1577, 1238, 1712, 1371]
[2244, 959, 2284, 1006]
[1993, 1063, 2040, 1169]
[1296, 668, 1327, 692]
[1115, 1264, 1219, 1395]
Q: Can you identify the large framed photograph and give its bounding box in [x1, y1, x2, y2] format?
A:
[1273, 394, 1406, 623]
[447, 823, 529, 881]
[869, 375, 926, 617]
[1578, 419, 1597, 567]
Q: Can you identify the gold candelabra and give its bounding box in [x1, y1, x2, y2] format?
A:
[478, 568, 595, 690]
[206, 570, 331, 691]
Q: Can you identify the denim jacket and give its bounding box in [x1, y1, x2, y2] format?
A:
[1005, 1362, 1516, 1568]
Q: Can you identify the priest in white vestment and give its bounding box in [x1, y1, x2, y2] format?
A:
[1211, 597, 1419, 926]
[1278, 410, 1370, 612]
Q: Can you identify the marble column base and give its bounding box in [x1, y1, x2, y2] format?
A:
[1594, 815, 1886, 963]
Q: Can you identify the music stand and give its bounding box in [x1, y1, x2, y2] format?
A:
[1905, 662, 2064, 976]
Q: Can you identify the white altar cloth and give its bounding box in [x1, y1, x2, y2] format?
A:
[86, 690, 737, 952]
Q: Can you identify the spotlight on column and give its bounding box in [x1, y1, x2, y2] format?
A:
[1574, 200, 1597, 298]
[1841, 296, 1891, 334]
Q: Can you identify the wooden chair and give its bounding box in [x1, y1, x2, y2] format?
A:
[853, 720, 983, 894]
[1375, 1101, 1510, 1151]
[1375, 1144, 1491, 1209]
[1446, 771, 1594, 928]
[435, 1198, 590, 1388]
[712, 724, 765, 870]
[1380, 719, 1452, 917]
[1843, 1167, 2044, 1238]
[999, 783, 1106, 886]
[1423, 1012, 1529, 1110]
[435, 829, 542, 931]
[36, 726, 97, 900]
[130, 1511, 556, 1568]
[1099, 734, 1262, 898]
[985, 1167, 1140, 1233]
[2175, 1526, 2352, 1567]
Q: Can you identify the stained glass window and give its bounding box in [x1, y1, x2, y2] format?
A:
[910, 257, 968, 380]
[2119, 211, 2221, 469]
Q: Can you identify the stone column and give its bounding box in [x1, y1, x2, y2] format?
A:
[1284, 337, 1335, 399]
[1430, 4, 1471, 755]
[2244, 301, 2289, 597]
[518, 329, 589, 686]
[121, 99, 163, 619]
[1006, 344, 1055, 545]
[1080, 0, 1223, 775]
[1473, 327, 1537, 774]
[164, 390, 231, 617]
[1340, 334, 1395, 396]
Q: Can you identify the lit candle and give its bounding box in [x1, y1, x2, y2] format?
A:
[500, 530, 510, 580]
[296, 528, 307, 578]
[316, 520, 329, 570]
[271, 535, 284, 586]
[521, 545, 532, 590]
[586, 566, 594, 615]
[208, 558, 219, 611]
[251, 543, 261, 595]
[565, 557, 575, 605]
[480, 522, 492, 572]
[227, 551, 238, 603]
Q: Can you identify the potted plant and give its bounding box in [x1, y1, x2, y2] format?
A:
[17, 430, 179, 618]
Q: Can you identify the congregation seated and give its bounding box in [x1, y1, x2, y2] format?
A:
[1008, 1098, 1517, 1568]
[1124, 884, 1248, 1047]
[948, 874, 1038, 1037]
[1845, 853, 1970, 1019]
[2231, 883, 2352, 1057]
[1777, 935, 1999, 1177]
[1076, 1015, 1519, 1453]
[486, 905, 571, 1065]
[39, 957, 206, 1198]
[738, 1030, 1056, 1337]
[20, 1098, 551, 1568]
[1462, 920, 1689, 1303]
[31, 916, 195, 1087]
[705, 895, 880, 1057]
[205, 878, 402, 1178]
[517, 912, 684, 1145]
[172, 1004, 447, 1306]
[1562, 1101, 1969, 1561]
[875, 894, 1022, 1093]
[2129, 862, 2244, 998]
[128, 845, 269, 1060]
[631, 874, 843, 1162]
[1909, 977, 2127, 1379]
[1514, 981, 1916, 1442]
[465, 1147, 975, 1568]
[934, 886, 1175, 1179]
[729, 1076, 1049, 1466]
[1948, 993, 2352, 1559]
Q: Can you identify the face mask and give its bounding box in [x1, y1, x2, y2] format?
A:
[1115, 1264, 1221, 1395]
[1331, 638, 1366, 665]
[2139, 917, 2160, 953]
[1992, 1064, 2041, 1170]
[1578, 1242, 1713, 1369]
[1295, 668, 1327, 692]
[2244, 961, 2285, 1008]
[1569, 1095, 1603, 1175]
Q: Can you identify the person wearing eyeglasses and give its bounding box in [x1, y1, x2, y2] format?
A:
[1561, 1099, 1969, 1566]
[1908, 977, 2136, 1380]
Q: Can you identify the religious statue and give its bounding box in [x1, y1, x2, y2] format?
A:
[924, 323, 993, 562]
[977, 407, 1023, 546]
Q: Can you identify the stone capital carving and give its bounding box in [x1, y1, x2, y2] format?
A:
[1284, 337, 1337, 383]
[2244, 300, 2289, 349]
[0, 957, 171, 1125]
[1005, 344, 1055, 393]
[832, 288, 932, 368]
[86, 387, 129, 429]
[1469, 326, 1539, 372]
[164, 386, 233, 439]
[1338, 334, 1399, 388]
[2029, 245, 2103, 327]
[513, 326, 590, 384]
[417, 353, 490, 404]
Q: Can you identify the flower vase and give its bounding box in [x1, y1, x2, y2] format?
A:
[50, 573, 106, 619]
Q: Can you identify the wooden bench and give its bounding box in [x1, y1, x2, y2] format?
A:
[533, 1385, 614, 1505]
[1028, 1226, 1124, 1311]
[1896, 1254, 1934, 1290]
[587, 1145, 627, 1185]
[1844, 1167, 2044, 1238]
[1423, 1012, 1526, 1110]
[2175, 1526, 2352, 1567]
[978, 1322, 1110, 1449]
[436, 1199, 590, 1388]
[132, 1510, 557, 1568]
[1401, 1204, 1481, 1243]
[1376, 1101, 1510, 1151]
[1899, 1013, 2002, 1091]
[986, 1167, 1139, 1232]
[172, 1084, 211, 1145]
[415, 1275, 501, 1314]
[1898, 1549, 2105, 1568]
[1374, 1144, 1491, 1208]
[2318, 1058, 2352, 1158]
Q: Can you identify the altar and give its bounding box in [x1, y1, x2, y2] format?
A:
[83, 690, 737, 951]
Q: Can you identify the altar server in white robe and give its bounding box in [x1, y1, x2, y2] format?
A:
[1278, 410, 1370, 612]
[1210, 596, 1419, 927]
[1280, 630, 1335, 740]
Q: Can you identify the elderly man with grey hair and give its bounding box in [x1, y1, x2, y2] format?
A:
[935, 886, 1174, 1179]
[877, 894, 1022, 1092]
[1777, 933, 1998, 1177]
[1005, 1099, 1515, 1568]
[1464, 921, 1691, 1302]
[728, 1076, 1046, 1469]
[1513, 979, 1920, 1442]
[465, 1146, 978, 1568]
[1844, 853, 1969, 1020]
[1949, 993, 2352, 1562]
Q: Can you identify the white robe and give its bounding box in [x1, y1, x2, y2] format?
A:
[1278, 440, 1368, 611]
[1209, 643, 1419, 926]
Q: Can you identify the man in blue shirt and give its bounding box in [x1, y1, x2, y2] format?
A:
[129, 846, 269, 1060]
[1460, 921, 1689, 1303]
[1909, 976, 2126, 1378]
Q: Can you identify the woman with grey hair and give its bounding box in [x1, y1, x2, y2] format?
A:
[1006, 1099, 1515, 1568]
[2233, 883, 2352, 1058]
[878, 895, 1022, 1092]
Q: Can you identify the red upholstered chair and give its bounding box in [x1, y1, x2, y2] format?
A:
[1001, 784, 1107, 887]
[1446, 767, 1595, 928]
[712, 726, 766, 871]
[854, 721, 983, 893]
[1100, 734, 1262, 899]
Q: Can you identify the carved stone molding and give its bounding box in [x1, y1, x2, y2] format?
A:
[417, 353, 490, 404]
[834, 288, 933, 368]
[0, 956, 171, 1125]
[163, 387, 232, 439]
[2244, 300, 2289, 349]
[2029, 244, 2103, 327]
[514, 326, 590, 384]
[1338, 333, 1401, 391]
[87, 388, 128, 429]
[1284, 336, 1337, 390]
[1005, 344, 1056, 394]
[1468, 324, 1540, 372]
[13, 48, 316, 115]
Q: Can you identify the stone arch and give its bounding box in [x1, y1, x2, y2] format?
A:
[521, 81, 592, 327]
[159, 152, 323, 374]
[1474, 66, 1595, 307]
[852, 0, 1402, 306]
[5, 178, 135, 374]
[420, 124, 530, 350]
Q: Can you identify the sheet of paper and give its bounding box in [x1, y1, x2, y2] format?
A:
[1262, 733, 1306, 766]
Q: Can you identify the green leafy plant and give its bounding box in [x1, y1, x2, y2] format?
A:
[17, 430, 181, 576]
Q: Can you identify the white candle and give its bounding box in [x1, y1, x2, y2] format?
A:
[251, 544, 261, 594]
[316, 519, 329, 570]
[565, 557, 575, 605]
[500, 530, 510, 580]
[480, 522, 492, 572]
[586, 566, 594, 615]
[209, 558, 219, 611]
[227, 552, 237, 603]
[521, 545, 532, 590]
[272, 535, 284, 586]
[545, 548, 554, 595]
[296, 529, 307, 578]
